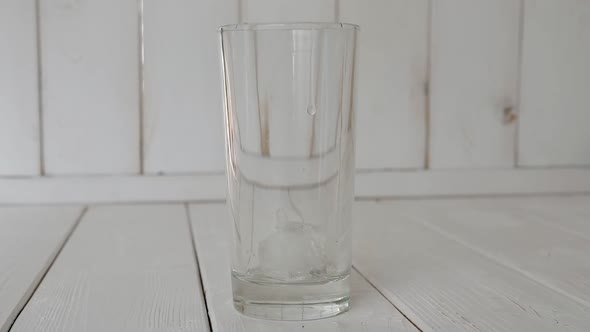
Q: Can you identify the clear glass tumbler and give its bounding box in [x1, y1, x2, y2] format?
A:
[219, 22, 358, 320]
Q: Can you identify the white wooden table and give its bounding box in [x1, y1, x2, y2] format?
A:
[1, 196, 589, 332]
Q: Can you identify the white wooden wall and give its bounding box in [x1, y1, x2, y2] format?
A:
[0, 0, 40, 176]
[429, 0, 521, 169]
[0, 0, 589, 200]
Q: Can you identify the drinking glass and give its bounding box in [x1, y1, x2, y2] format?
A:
[219, 22, 358, 320]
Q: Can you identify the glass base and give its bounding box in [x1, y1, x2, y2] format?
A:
[232, 273, 350, 321]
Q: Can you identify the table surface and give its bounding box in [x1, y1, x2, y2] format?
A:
[1, 196, 589, 332]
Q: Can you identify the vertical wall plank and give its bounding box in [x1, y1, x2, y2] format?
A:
[244, 0, 335, 22]
[519, 0, 590, 167]
[429, 0, 521, 169]
[340, 0, 428, 170]
[143, 0, 237, 174]
[41, 0, 140, 175]
[0, 0, 40, 175]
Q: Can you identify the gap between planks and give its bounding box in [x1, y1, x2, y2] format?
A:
[423, 0, 433, 170]
[34, 0, 45, 176]
[137, 0, 146, 175]
[184, 203, 213, 331]
[513, 0, 526, 167]
[7, 207, 88, 331]
[352, 265, 423, 332]
[405, 209, 590, 309]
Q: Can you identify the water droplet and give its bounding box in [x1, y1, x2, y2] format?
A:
[306, 105, 317, 116]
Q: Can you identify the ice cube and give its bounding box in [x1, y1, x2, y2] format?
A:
[258, 221, 327, 281]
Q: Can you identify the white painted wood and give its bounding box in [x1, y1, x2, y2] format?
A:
[500, 196, 590, 241]
[0, 0, 40, 175]
[0, 206, 82, 332]
[40, 0, 140, 175]
[0, 174, 226, 204]
[188, 203, 418, 331]
[1, 169, 590, 204]
[355, 168, 590, 198]
[354, 201, 590, 332]
[519, 0, 590, 166]
[393, 198, 590, 307]
[340, 0, 428, 169]
[12, 205, 209, 332]
[142, 0, 237, 174]
[244, 0, 335, 22]
[430, 0, 520, 168]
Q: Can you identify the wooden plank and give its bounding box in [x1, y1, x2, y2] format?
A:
[0, 174, 226, 204]
[430, 0, 520, 168]
[340, 0, 428, 169]
[393, 198, 590, 307]
[188, 203, 419, 331]
[355, 168, 590, 198]
[11, 205, 209, 332]
[519, 0, 590, 166]
[244, 0, 335, 22]
[501, 196, 590, 241]
[1, 169, 590, 204]
[0, 206, 82, 332]
[0, 0, 40, 175]
[40, 0, 140, 175]
[354, 201, 590, 332]
[142, 0, 237, 173]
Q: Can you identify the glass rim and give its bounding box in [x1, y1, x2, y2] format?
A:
[218, 22, 359, 32]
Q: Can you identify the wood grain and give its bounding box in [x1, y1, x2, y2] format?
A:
[340, 0, 429, 169]
[354, 200, 590, 332]
[0, 206, 82, 332]
[429, 0, 520, 168]
[519, 0, 590, 166]
[0, 0, 40, 175]
[142, 0, 237, 173]
[40, 0, 140, 175]
[393, 198, 590, 307]
[11, 205, 209, 332]
[188, 203, 419, 332]
[497, 196, 590, 242]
